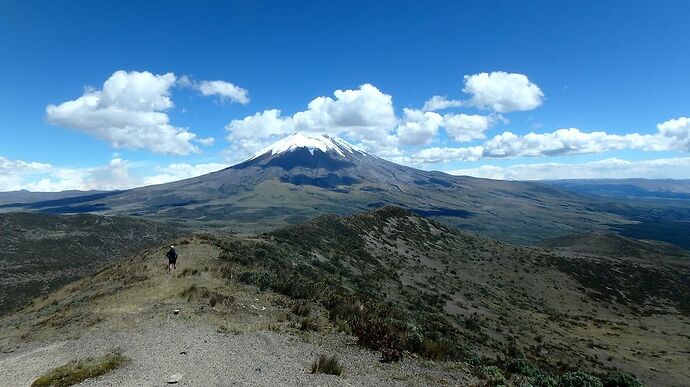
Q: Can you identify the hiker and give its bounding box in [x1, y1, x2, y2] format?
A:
[166, 245, 178, 273]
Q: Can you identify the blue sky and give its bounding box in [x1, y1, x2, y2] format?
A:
[1, 0, 689, 191]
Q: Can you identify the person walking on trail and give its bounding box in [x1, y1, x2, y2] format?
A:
[166, 245, 178, 273]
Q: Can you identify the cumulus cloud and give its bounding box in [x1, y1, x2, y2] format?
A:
[178, 75, 249, 104]
[657, 116, 690, 150]
[197, 137, 215, 146]
[0, 157, 135, 192]
[142, 162, 228, 185]
[0, 155, 228, 192]
[0, 156, 53, 191]
[413, 120, 689, 164]
[413, 146, 485, 164]
[448, 157, 690, 180]
[463, 71, 544, 113]
[396, 109, 443, 145]
[226, 84, 398, 157]
[422, 95, 463, 111]
[195, 80, 249, 104]
[442, 113, 495, 142]
[46, 70, 200, 155]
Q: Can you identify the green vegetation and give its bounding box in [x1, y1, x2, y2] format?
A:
[291, 302, 311, 317]
[310, 355, 343, 376]
[558, 371, 604, 387]
[602, 371, 643, 387]
[213, 209, 467, 363]
[31, 352, 126, 387]
[203, 207, 666, 383]
[478, 365, 506, 386]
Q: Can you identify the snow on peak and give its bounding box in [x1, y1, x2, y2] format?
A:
[252, 132, 362, 159]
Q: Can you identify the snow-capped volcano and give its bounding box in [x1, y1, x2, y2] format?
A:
[251, 132, 363, 159]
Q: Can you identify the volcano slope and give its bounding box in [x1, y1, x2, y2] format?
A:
[1, 207, 687, 386]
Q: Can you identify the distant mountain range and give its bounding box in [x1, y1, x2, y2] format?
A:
[0, 190, 112, 205]
[544, 178, 690, 200]
[2, 133, 690, 247]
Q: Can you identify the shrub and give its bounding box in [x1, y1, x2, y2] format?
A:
[31, 352, 126, 387]
[602, 371, 642, 387]
[300, 317, 320, 331]
[558, 371, 604, 387]
[529, 373, 559, 387]
[291, 302, 311, 317]
[421, 339, 451, 361]
[311, 355, 343, 376]
[506, 357, 539, 377]
[479, 365, 506, 386]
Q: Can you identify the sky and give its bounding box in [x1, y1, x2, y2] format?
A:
[1, 0, 689, 191]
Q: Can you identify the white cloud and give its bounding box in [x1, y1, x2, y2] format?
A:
[226, 84, 398, 157]
[197, 80, 249, 104]
[197, 137, 215, 146]
[0, 155, 228, 192]
[442, 113, 495, 142]
[143, 162, 228, 185]
[178, 75, 250, 105]
[657, 116, 690, 150]
[480, 128, 660, 158]
[413, 121, 687, 163]
[396, 108, 443, 145]
[413, 146, 485, 164]
[46, 70, 200, 155]
[0, 157, 136, 192]
[448, 157, 690, 180]
[422, 95, 463, 111]
[0, 156, 53, 191]
[463, 71, 544, 113]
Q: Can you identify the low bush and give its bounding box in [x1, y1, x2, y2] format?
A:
[31, 352, 126, 387]
[299, 317, 320, 331]
[558, 371, 604, 387]
[602, 371, 642, 387]
[528, 372, 559, 387]
[311, 355, 343, 376]
[291, 302, 311, 317]
[478, 365, 506, 386]
[506, 357, 539, 377]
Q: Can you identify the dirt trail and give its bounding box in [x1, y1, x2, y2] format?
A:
[0, 317, 474, 386]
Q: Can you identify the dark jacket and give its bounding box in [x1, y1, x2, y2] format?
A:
[166, 249, 177, 261]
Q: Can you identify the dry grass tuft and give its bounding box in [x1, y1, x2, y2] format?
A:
[31, 352, 127, 387]
[310, 354, 343, 376]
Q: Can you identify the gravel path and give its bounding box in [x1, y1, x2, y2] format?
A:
[0, 316, 474, 386]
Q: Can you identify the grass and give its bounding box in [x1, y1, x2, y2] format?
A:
[31, 352, 127, 387]
[299, 316, 320, 331]
[291, 302, 311, 317]
[311, 354, 343, 376]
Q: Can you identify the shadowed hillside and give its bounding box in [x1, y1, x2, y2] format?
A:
[0, 212, 181, 316]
